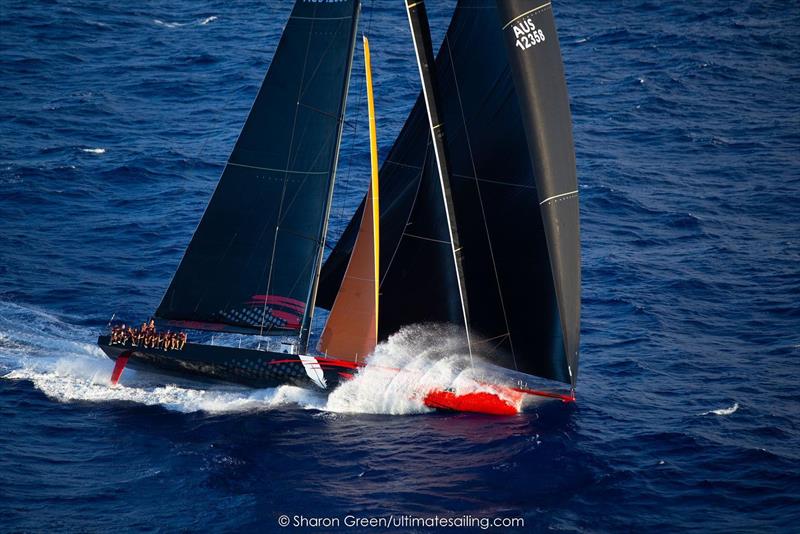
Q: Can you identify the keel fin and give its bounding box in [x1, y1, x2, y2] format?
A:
[110, 351, 131, 385]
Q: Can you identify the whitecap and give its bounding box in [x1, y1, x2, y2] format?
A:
[153, 19, 184, 28]
[699, 402, 739, 416]
[81, 147, 106, 154]
[154, 16, 217, 28]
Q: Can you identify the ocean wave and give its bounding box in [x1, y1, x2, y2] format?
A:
[700, 403, 739, 416]
[153, 16, 217, 29]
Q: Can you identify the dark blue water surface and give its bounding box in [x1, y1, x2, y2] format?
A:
[2, 1, 799, 532]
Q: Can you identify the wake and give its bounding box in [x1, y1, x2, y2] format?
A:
[1, 303, 534, 416]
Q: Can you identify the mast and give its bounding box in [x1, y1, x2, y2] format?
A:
[404, 0, 473, 362]
[365, 35, 381, 344]
[318, 35, 380, 360]
[300, 2, 362, 352]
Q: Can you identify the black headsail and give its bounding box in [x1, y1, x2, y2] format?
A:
[496, 0, 581, 386]
[319, 0, 579, 387]
[156, 0, 360, 347]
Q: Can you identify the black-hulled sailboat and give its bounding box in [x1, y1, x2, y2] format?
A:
[99, 0, 366, 390]
[99, 0, 581, 415]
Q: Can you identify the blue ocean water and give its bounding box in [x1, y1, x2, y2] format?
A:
[1, 0, 799, 531]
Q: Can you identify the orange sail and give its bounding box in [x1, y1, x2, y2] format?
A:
[319, 36, 380, 362]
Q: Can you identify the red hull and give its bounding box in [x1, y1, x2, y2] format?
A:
[424, 385, 575, 415]
[424, 389, 523, 416]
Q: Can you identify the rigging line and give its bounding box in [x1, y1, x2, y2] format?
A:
[260, 5, 317, 337]
[296, 101, 344, 123]
[379, 142, 428, 287]
[274, 130, 336, 228]
[275, 71, 351, 227]
[297, 19, 349, 103]
[444, 35, 518, 369]
[406, 1, 473, 367]
[260, 243, 318, 335]
[291, 112, 357, 148]
[332, 47, 363, 223]
[471, 332, 510, 344]
[276, 55, 358, 228]
[333, 0, 375, 230]
[303, 3, 361, 350]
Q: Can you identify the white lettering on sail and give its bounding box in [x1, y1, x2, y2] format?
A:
[511, 17, 546, 52]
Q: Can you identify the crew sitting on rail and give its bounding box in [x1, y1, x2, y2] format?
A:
[109, 323, 187, 351]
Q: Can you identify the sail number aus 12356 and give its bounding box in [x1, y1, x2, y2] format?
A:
[513, 19, 546, 51]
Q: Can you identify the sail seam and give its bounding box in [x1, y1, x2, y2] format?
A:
[344, 275, 375, 283]
[383, 160, 422, 170]
[402, 232, 450, 245]
[472, 332, 510, 344]
[502, 3, 552, 29]
[227, 162, 328, 174]
[451, 173, 537, 189]
[290, 15, 354, 21]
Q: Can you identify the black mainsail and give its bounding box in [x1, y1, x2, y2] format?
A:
[155, 0, 360, 347]
[318, 0, 580, 387]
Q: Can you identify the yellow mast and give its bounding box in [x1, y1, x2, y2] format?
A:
[318, 36, 380, 360]
[364, 35, 380, 340]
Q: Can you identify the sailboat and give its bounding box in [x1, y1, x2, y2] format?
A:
[98, 0, 580, 415]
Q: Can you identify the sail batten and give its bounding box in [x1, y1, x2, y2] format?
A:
[154, 0, 361, 337]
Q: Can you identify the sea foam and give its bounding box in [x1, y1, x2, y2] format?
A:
[1, 303, 529, 416]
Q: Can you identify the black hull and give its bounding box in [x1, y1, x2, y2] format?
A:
[97, 335, 354, 390]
